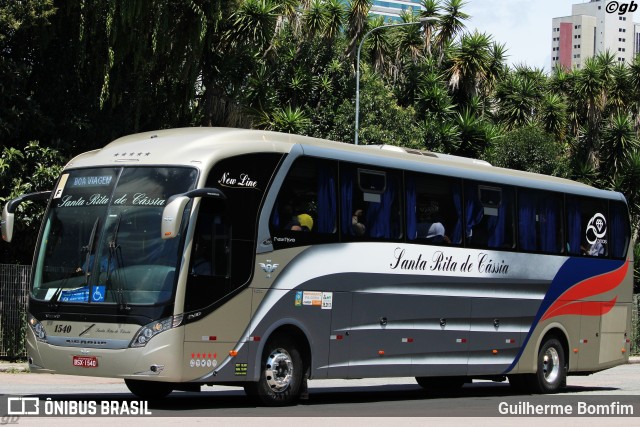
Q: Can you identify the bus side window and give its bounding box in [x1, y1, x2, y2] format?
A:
[406, 173, 462, 245]
[567, 196, 609, 257]
[269, 157, 338, 248]
[463, 181, 515, 250]
[518, 189, 564, 254]
[610, 201, 630, 259]
[340, 165, 402, 241]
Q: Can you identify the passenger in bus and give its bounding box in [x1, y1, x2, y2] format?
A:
[582, 240, 605, 257]
[287, 213, 314, 232]
[418, 222, 451, 244]
[352, 209, 366, 236]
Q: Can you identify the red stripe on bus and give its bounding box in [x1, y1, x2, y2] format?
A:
[541, 261, 629, 321]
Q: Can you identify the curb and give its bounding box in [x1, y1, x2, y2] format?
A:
[0, 363, 29, 373]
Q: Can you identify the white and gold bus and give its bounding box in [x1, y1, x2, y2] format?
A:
[1, 128, 633, 406]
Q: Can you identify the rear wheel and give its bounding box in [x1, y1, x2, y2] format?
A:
[124, 379, 173, 399]
[527, 336, 567, 394]
[244, 337, 304, 406]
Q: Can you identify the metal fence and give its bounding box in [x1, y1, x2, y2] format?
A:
[0, 264, 30, 359]
[0, 263, 639, 358]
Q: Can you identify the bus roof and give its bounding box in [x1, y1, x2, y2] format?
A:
[65, 127, 625, 202]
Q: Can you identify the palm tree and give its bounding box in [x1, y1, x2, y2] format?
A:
[366, 15, 392, 75]
[345, 0, 372, 60]
[303, 0, 328, 39]
[415, 68, 456, 121]
[269, 105, 312, 134]
[495, 71, 539, 130]
[418, 0, 441, 56]
[446, 30, 493, 107]
[601, 113, 639, 177]
[324, 0, 346, 40]
[605, 63, 631, 118]
[230, 0, 280, 51]
[434, 0, 468, 63]
[539, 92, 568, 142]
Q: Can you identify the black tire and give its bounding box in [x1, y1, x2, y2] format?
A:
[124, 379, 173, 399]
[415, 376, 466, 394]
[244, 336, 304, 406]
[527, 336, 566, 394]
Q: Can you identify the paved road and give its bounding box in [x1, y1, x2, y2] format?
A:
[1, 363, 640, 421]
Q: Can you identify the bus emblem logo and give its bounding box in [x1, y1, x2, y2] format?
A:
[259, 260, 279, 278]
[586, 213, 607, 244]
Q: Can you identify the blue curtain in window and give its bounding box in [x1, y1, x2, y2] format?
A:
[540, 197, 558, 253]
[317, 165, 336, 233]
[518, 191, 537, 251]
[367, 177, 395, 238]
[611, 203, 628, 258]
[340, 168, 354, 236]
[406, 176, 417, 240]
[487, 190, 510, 248]
[465, 184, 484, 240]
[567, 199, 581, 255]
[451, 184, 463, 244]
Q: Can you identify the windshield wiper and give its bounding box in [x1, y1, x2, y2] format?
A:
[106, 212, 129, 311]
[48, 287, 64, 310]
[82, 217, 100, 283]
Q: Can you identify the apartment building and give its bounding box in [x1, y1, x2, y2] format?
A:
[551, 0, 636, 69]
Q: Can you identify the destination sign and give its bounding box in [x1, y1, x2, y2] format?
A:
[71, 176, 114, 187]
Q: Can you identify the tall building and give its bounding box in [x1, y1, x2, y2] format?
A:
[551, 0, 637, 69]
[370, 1, 425, 21]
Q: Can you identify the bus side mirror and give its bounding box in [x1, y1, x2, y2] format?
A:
[161, 196, 190, 240]
[1, 203, 15, 242]
[161, 188, 226, 240]
[2, 191, 52, 242]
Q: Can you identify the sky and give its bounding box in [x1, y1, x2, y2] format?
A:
[463, 0, 611, 71]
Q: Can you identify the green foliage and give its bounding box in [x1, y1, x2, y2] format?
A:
[0, 142, 65, 263]
[484, 125, 569, 176]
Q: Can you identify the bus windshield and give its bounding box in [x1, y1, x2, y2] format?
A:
[32, 167, 198, 305]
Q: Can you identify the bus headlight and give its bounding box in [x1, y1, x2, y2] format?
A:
[129, 315, 183, 348]
[28, 315, 48, 343]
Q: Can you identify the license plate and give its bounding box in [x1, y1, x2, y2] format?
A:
[72, 356, 98, 368]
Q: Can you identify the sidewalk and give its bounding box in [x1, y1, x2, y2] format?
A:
[2, 356, 640, 373]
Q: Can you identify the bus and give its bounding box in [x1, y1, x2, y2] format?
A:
[1, 127, 633, 406]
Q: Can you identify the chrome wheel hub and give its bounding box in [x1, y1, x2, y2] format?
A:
[265, 348, 293, 392]
[542, 347, 560, 383]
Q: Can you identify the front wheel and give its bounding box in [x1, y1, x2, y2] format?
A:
[244, 337, 304, 406]
[124, 379, 173, 400]
[528, 336, 567, 394]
